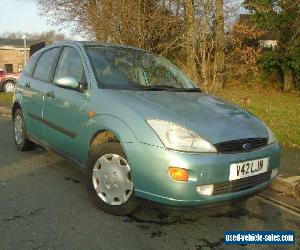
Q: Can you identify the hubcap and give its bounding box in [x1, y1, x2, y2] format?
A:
[92, 154, 133, 205]
[4, 81, 15, 92]
[14, 114, 23, 145]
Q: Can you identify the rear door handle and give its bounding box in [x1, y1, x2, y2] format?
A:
[46, 91, 55, 99]
[25, 82, 30, 88]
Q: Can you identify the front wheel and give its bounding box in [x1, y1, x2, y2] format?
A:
[14, 109, 36, 151]
[85, 142, 137, 215]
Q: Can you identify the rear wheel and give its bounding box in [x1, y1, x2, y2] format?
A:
[85, 142, 137, 215]
[3, 80, 16, 92]
[14, 109, 36, 151]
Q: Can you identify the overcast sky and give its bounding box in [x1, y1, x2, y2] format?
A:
[0, 0, 79, 38]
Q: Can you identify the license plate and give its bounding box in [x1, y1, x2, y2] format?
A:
[229, 158, 269, 181]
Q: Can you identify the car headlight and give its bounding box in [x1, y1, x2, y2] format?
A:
[264, 123, 277, 145]
[147, 120, 217, 153]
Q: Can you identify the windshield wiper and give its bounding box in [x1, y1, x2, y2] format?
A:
[172, 88, 201, 92]
[140, 85, 201, 92]
[140, 85, 177, 91]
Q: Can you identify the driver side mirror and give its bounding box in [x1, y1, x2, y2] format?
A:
[55, 76, 86, 92]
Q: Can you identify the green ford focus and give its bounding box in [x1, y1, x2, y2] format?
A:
[13, 41, 281, 215]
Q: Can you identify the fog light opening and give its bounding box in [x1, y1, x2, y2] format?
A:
[271, 168, 278, 179]
[168, 167, 189, 181]
[196, 184, 214, 196]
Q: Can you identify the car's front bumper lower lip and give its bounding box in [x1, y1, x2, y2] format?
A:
[135, 181, 271, 210]
[134, 176, 274, 206]
[123, 142, 281, 206]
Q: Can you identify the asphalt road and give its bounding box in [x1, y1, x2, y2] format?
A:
[0, 116, 299, 250]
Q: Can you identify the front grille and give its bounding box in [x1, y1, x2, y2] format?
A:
[214, 138, 268, 154]
[212, 171, 271, 195]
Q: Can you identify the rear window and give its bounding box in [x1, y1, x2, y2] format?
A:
[33, 47, 60, 82]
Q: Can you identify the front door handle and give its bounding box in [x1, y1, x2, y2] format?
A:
[46, 91, 55, 99]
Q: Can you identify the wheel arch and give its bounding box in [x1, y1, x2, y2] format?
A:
[89, 130, 119, 155]
[86, 115, 138, 159]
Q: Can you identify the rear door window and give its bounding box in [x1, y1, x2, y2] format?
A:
[33, 48, 60, 82]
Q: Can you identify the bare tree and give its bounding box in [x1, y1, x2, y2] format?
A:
[39, 0, 183, 53]
[193, 0, 216, 91]
[1, 30, 68, 44]
[184, 0, 199, 83]
[38, 0, 235, 91]
[215, 0, 226, 89]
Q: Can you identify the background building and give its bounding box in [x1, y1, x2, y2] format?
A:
[0, 38, 39, 73]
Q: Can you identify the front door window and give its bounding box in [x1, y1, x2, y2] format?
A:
[54, 47, 86, 84]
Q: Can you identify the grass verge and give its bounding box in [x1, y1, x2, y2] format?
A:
[217, 85, 300, 147]
[0, 93, 14, 103]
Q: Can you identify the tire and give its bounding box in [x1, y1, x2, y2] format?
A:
[3, 80, 16, 92]
[13, 109, 36, 151]
[85, 142, 137, 215]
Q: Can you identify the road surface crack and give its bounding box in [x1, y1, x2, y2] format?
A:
[196, 238, 224, 249]
[0, 208, 45, 222]
[125, 214, 199, 226]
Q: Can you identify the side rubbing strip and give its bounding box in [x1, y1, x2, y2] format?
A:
[28, 112, 76, 138]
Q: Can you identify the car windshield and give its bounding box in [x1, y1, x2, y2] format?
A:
[86, 46, 198, 91]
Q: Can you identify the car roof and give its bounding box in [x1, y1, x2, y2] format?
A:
[30, 41, 150, 62]
[47, 41, 147, 52]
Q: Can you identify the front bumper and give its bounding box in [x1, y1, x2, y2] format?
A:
[123, 142, 281, 206]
